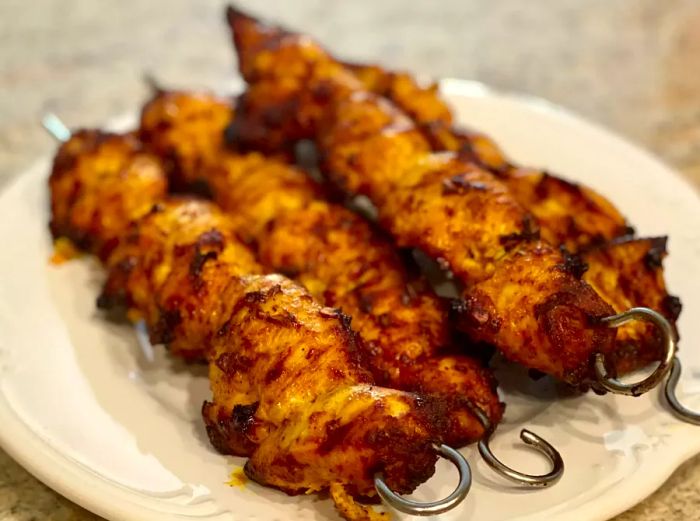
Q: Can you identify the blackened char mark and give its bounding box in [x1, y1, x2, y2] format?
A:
[202, 400, 260, 457]
[451, 295, 501, 336]
[189, 249, 218, 280]
[97, 255, 138, 310]
[217, 283, 286, 338]
[215, 351, 253, 376]
[499, 215, 540, 251]
[643, 237, 668, 270]
[557, 246, 589, 279]
[441, 173, 488, 195]
[264, 354, 287, 384]
[662, 294, 682, 322]
[318, 418, 354, 455]
[152, 307, 182, 345]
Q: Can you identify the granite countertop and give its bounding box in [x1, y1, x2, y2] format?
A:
[0, 0, 698, 519]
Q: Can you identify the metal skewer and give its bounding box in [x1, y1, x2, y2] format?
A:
[472, 407, 564, 487]
[375, 444, 471, 516]
[42, 113, 71, 143]
[665, 358, 700, 425]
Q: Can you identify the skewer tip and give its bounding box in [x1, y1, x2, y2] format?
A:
[41, 113, 71, 142]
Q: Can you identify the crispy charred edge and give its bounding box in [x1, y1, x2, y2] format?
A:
[244, 396, 444, 497]
[355, 407, 441, 496]
[557, 246, 589, 280]
[224, 91, 301, 157]
[587, 235, 682, 327]
[640, 236, 669, 270]
[202, 400, 260, 457]
[400, 355, 505, 446]
[586, 236, 681, 322]
[453, 277, 616, 388]
[226, 5, 291, 81]
[96, 254, 138, 312]
[225, 6, 341, 156]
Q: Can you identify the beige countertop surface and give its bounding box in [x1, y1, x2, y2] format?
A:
[0, 0, 699, 519]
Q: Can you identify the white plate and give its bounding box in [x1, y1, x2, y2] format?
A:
[0, 79, 699, 521]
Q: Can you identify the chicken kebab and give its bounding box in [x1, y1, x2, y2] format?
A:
[48, 128, 473, 520]
[136, 87, 570, 487]
[225, 6, 677, 395]
[343, 62, 682, 376]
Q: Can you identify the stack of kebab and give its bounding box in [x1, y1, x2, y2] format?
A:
[224, 6, 680, 391]
[45, 5, 685, 519]
[48, 129, 468, 519]
[137, 90, 507, 450]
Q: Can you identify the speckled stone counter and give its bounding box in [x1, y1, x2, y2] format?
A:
[0, 0, 698, 519]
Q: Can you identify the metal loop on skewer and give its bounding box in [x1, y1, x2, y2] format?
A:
[594, 307, 676, 397]
[665, 357, 700, 425]
[374, 444, 471, 516]
[472, 407, 564, 487]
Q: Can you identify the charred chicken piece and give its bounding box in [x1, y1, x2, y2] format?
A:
[48, 130, 167, 261]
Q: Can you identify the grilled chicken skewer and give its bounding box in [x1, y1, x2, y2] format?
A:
[48, 127, 471, 519]
[336, 64, 682, 376]
[345, 62, 630, 252]
[225, 7, 679, 396]
[138, 89, 569, 485]
[342, 63, 682, 376]
[226, 8, 624, 388]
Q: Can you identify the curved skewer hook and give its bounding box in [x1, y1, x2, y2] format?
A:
[665, 357, 700, 425]
[594, 307, 676, 397]
[374, 444, 471, 516]
[472, 407, 564, 487]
